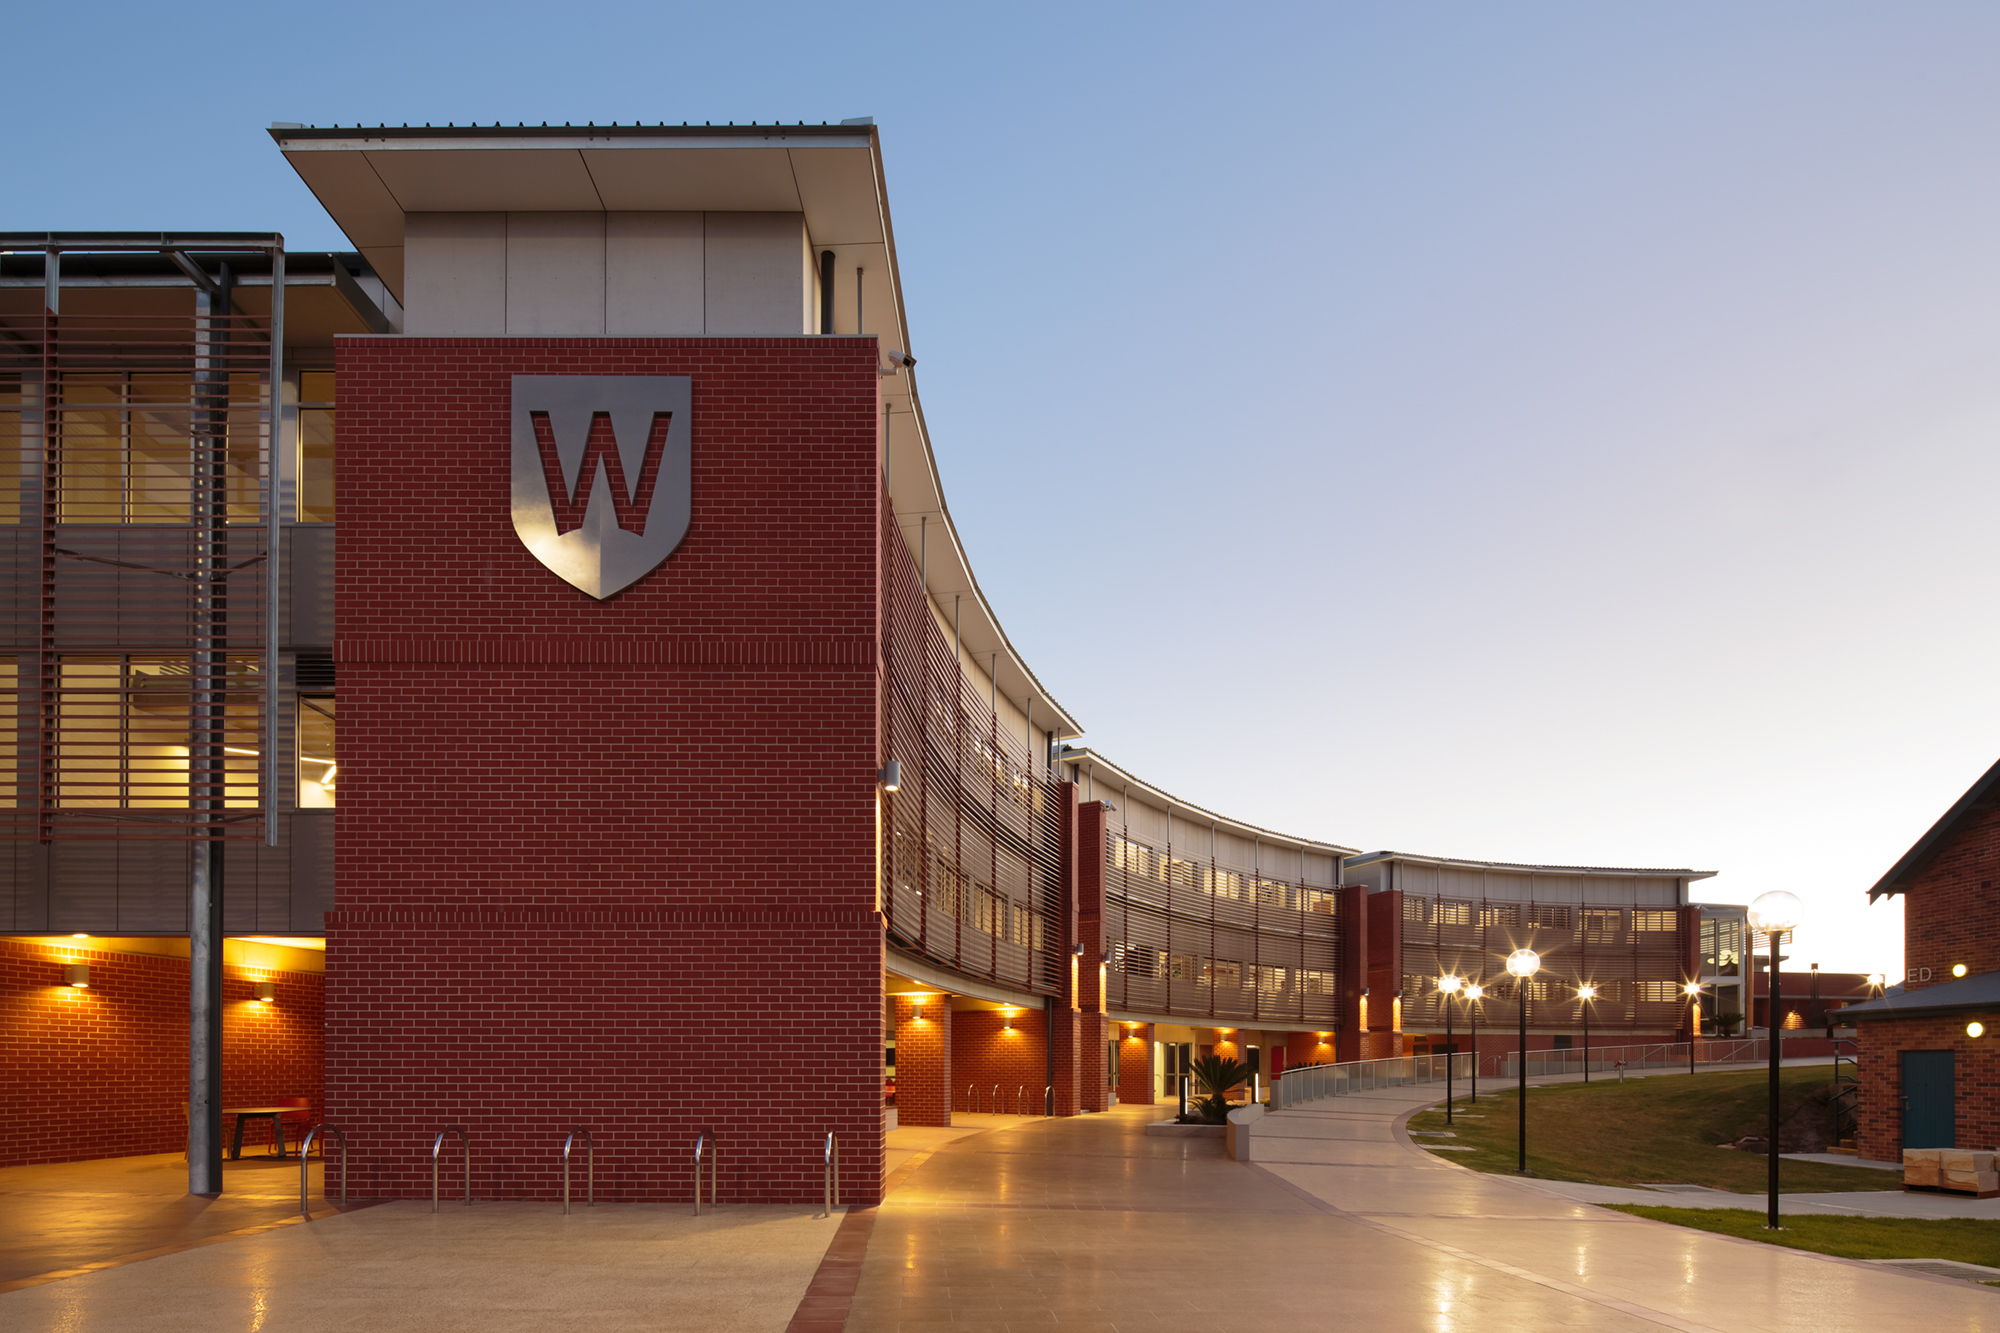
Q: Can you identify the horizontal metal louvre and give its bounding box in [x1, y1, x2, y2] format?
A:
[880, 491, 1065, 996]
[1103, 827, 1343, 1024]
[0, 309, 271, 840]
[1398, 896, 1690, 1029]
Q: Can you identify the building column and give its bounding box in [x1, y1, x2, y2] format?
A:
[1338, 884, 1368, 1063]
[894, 997, 951, 1127]
[1116, 1022, 1156, 1104]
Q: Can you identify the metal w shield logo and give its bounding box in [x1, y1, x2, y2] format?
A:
[510, 376, 692, 599]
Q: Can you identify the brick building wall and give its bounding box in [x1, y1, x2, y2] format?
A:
[894, 998, 950, 1127]
[951, 1008, 1049, 1115]
[331, 335, 885, 1203]
[1857, 1013, 2000, 1162]
[1116, 1022, 1155, 1104]
[1902, 803, 2000, 990]
[0, 939, 323, 1167]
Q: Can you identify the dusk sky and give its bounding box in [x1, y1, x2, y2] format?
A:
[12, 2, 1999, 973]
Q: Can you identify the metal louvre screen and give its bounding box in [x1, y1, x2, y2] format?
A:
[0, 309, 271, 840]
[1398, 896, 1690, 1030]
[880, 492, 1065, 996]
[1102, 826, 1343, 1025]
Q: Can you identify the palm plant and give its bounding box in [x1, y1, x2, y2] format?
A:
[1188, 1054, 1251, 1124]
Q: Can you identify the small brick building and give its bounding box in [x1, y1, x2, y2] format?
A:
[1844, 756, 2000, 1160]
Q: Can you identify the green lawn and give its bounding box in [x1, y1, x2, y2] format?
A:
[1607, 1207, 2000, 1267]
[1405, 1066, 1900, 1193]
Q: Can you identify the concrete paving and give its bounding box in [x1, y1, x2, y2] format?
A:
[4, 1078, 1995, 1331]
[0, 1194, 841, 1331]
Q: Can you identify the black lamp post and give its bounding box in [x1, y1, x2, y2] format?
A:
[1749, 891, 1802, 1231]
[1438, 974, 1463, 1124]
[1506, 949, 1541, 1174]
[1684, 980, 1703, 1075]
[1577, 984, 1596, 1083]
[1466, 982, 1484, 1104]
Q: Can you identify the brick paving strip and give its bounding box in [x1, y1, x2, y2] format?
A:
[0, 1200, 384, 1296]
[784, 1150, 932, 1332]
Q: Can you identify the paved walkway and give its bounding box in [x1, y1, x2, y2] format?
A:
[4, 1090, 1995, 1331]
[851, 1091, 1997, 1331]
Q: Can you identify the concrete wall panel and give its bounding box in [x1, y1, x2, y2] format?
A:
[403, 213, 506, 335]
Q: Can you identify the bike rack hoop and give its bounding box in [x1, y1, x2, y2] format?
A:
[432, 1126, 470, 1213]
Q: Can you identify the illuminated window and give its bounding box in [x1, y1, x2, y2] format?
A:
[56, 374, 263, 524]
[298, 372, 335, 522]
[298, 696, 335, 808]
[56, 656, 261, 808]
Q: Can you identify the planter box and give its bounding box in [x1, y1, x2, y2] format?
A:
[1145, 1120, 1225, 1138]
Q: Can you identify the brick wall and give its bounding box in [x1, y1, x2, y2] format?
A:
[1902, 803, 2000, 989]
[951, 1008, 1048, 1115]
[1857, 1014, 2000, 1162]
[1115, 1022, 1155, 1104]
[331, 336, 885, 1203]
[894, 998, 950, 1127]
[0, 939, 323, 1167]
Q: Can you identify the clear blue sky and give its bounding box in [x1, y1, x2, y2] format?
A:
[14, 2, 1999, 973]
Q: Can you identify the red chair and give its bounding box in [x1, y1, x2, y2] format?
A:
[275, 1098, 315, 1156]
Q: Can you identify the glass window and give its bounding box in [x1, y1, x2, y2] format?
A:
[299, 371, 334, 523]
[298, 696, 335, 807]
[55, 655, 261, 808]
[54, 375, 263, 524]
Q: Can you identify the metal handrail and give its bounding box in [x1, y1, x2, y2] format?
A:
[823, 1131, 840, 1215]
[563, 1128, 594, 1215]
[693, 1127, 716, 1216]
[432, 1127, 470, 1212]
[299, 1125, 346, 1219]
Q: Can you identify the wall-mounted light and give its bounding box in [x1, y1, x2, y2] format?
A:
[254, 981, 276, 1003]
[878, 760, 901, 793]
[71, 933, 89, 939]
[1954, 964, 1969, 978]
[1683, 981, 1702, 998]
[63, 964, 90, 989]
[1968, 1021, 1985, 1039]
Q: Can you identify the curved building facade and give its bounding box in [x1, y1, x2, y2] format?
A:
[0, 120, 1712, 1199]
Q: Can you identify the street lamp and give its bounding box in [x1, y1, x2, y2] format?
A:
[1684, 980, 1704, 1075]
[1506, 948, 1541, 1174]
[1438, 974, 1464, 1124]
[1577, 984, 1597, 1083]
[1748, 890, 1803, 1230]
[1466, 982, 1485, 1104]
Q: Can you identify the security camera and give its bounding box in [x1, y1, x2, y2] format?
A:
[878, 348, 917, 373]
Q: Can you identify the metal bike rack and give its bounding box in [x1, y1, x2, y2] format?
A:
[966, 1084, 975, 1112]
[299, 1125, 347, 1219]
[563, 1128, 594, 1215]
[1017, 1085, 1026, 1115]
[1045, 1084, 1052, 1116]
[991, 1084, 1000, 1114]
[432, 1126, 470, 1212]
[693, 1127, 716, 1216]
[823, 1131, 840, 1215]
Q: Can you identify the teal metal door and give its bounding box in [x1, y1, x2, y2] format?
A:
[1901, 1050, 1956, 1150]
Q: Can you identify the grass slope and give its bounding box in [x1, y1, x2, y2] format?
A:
[1405, 1066, 1900, 1193]
[1608, 1207, 2000, 1267]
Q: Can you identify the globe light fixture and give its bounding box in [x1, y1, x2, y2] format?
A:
[1747, 890, 1804, 1230]
[1969, 1022, 1985, 1040]
[1954, 964, 1969, 978]
[1504, 950, 1539, 1172]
